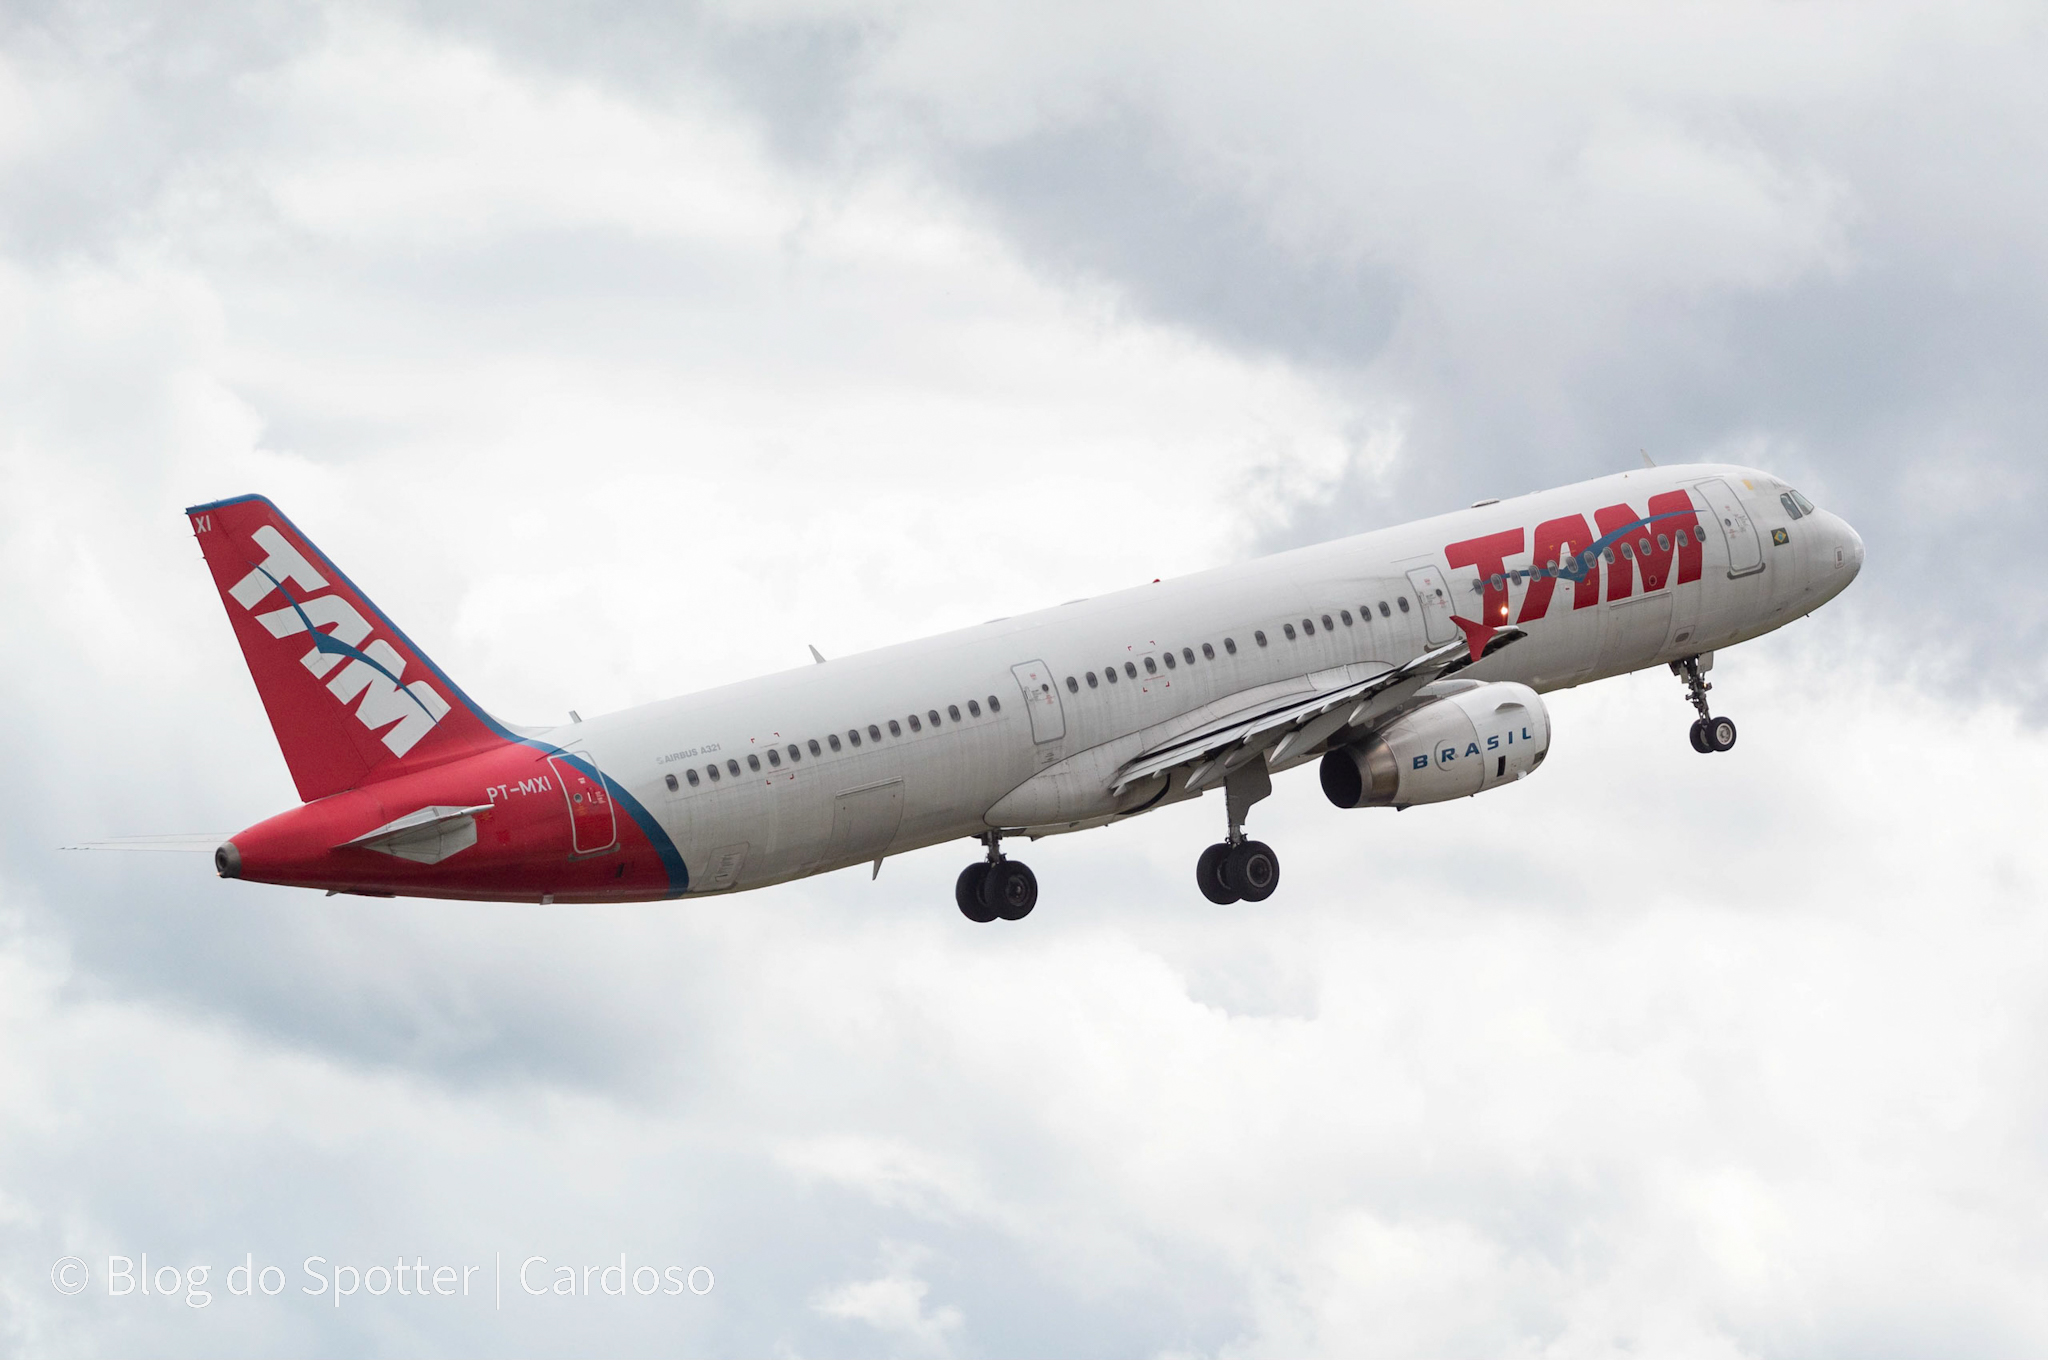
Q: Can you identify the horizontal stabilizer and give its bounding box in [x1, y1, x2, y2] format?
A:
[339, 804, 493, 865]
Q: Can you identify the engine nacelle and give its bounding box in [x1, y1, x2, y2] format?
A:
[1319, 681, 1550, 809]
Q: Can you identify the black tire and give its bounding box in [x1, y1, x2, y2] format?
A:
[1225, 840, 1281, 902]
[1689, 719, 1712, 754]
[1709, 716, 1738, 753]
[1196, 842, 1240, 904]
[984, 860, 1038, 920]
[956, 863, 997, 922]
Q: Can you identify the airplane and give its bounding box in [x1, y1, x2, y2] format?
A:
[183, 464, 1860, 920]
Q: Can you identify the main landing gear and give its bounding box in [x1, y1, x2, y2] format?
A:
[1673, 654, 1737, 754]
[1196, 761, 1281, 904]
[956, 832, 1037, 923]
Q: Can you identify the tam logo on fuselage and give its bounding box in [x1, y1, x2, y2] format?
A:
[224, 523, 450, 758]
[1445, 491, 1706, 627]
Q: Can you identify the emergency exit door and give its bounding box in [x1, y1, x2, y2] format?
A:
[1405, 565, 1460, 646]
[1010, 659, 1067, 743]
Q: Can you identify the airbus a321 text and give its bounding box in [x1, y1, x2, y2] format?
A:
[181, 465, 1860, 920]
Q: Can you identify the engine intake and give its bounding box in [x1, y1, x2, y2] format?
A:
[1320, 681, 1550, 809]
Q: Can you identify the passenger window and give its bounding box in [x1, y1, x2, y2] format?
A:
[1378, 601, 1391, 617]
[1124, 662, 1138, 678]
[948, 704, 961, 721]
[1066, 676, 1080, 692]
[1143, 657, 1157, 674]
[1163, 653, 1176, 669]
[907, 715, 920, 732]
[1340, 610, 1352, 626]
[1620, 542, 1635, 560]
[1283, 623, 1297, 640]
[686, 768, 700, 787]
[1202, 642, 1216, 659]
[808, 739, 821, 756]
[829, 734, 842, 751]
[1183, 647, 1195, 664]
[788, 744, 801, 761]
[968, 699, 982, 716]
[1255, 631, 1268, 646]
[888, 720, 902, 736]
[1320, 615, 1333, 632]
[988, 696, 1001, 712]
[1224, 638, 1237, 654]
[1656, 534, 1670, 552]
[1086, 672, 1098, 688]
[727, 759, 740, 777]
[665, 773, 679, 792]
[1397, 597, 1410, 613]
[708, 764, 721, 782]
[1677, 530, 1690, 548]
[850, 729, 864, 747]
[871, 723, 884, 740]
[767, 749, 781, 767]
[747, 754, 761, 772]
[1105, 666, 1119, 684]
[1602, 548, 1615, 564]
[928, 710, 941, 726]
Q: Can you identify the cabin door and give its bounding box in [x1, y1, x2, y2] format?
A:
[1697, 478, 1765, 578]
[548, 751, 618, 856]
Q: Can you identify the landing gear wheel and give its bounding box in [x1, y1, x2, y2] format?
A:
[982, 860, 1038, 920]
[1708, 716, 1738, 753]
[1196, 842, 1241, 904]
[1689, 718, 1712, 754]
[955, 863, 997, 922]
[1224, 840, 1281, 902]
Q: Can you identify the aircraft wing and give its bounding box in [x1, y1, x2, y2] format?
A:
[1109, 627, 1527, 796]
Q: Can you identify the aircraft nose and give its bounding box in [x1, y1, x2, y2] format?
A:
[1822, 513, 1864, 591]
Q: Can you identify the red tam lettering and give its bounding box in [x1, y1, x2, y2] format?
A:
[1444, 528, 1525, 628]
[1595, 491, 1704, 601]
[1518, 514, 1599, 622]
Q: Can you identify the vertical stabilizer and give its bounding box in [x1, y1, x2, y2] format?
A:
[187, 495, 507, 802]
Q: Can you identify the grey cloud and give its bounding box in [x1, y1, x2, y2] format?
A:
[952, 116, 1401, 370]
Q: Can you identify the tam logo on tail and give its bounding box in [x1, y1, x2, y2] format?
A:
[188, 495, 505, 802]
[225, 524, 450, 758]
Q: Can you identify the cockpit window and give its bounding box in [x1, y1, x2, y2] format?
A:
[1790, 489, 1816, 515]
[1780, 492, 1804, 521]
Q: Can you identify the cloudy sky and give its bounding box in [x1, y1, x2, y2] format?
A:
[4, 1, 2047, 1355]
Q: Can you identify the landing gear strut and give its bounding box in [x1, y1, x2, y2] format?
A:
[956, 832, 1036, 922]
[1196, 761, 1281, 904]
[1672, 654, 1737, 754]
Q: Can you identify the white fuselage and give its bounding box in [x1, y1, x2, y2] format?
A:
[556, 464, 1861, 893]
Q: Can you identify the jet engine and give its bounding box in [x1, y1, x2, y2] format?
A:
[1319, 681, 1550, 809]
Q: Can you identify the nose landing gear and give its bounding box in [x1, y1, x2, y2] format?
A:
[955, 832, 1037, 922]
[1673, 654, 1737, 754]
[1195, 761, 1281, 903]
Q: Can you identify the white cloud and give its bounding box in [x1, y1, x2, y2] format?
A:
[3, 2, 2046, 1356]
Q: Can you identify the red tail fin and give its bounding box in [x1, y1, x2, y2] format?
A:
[187, 496, 507, 802]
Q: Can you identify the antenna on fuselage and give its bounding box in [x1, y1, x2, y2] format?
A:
[1640, 449, 1657, 468]
[809, 645, 827, 664]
